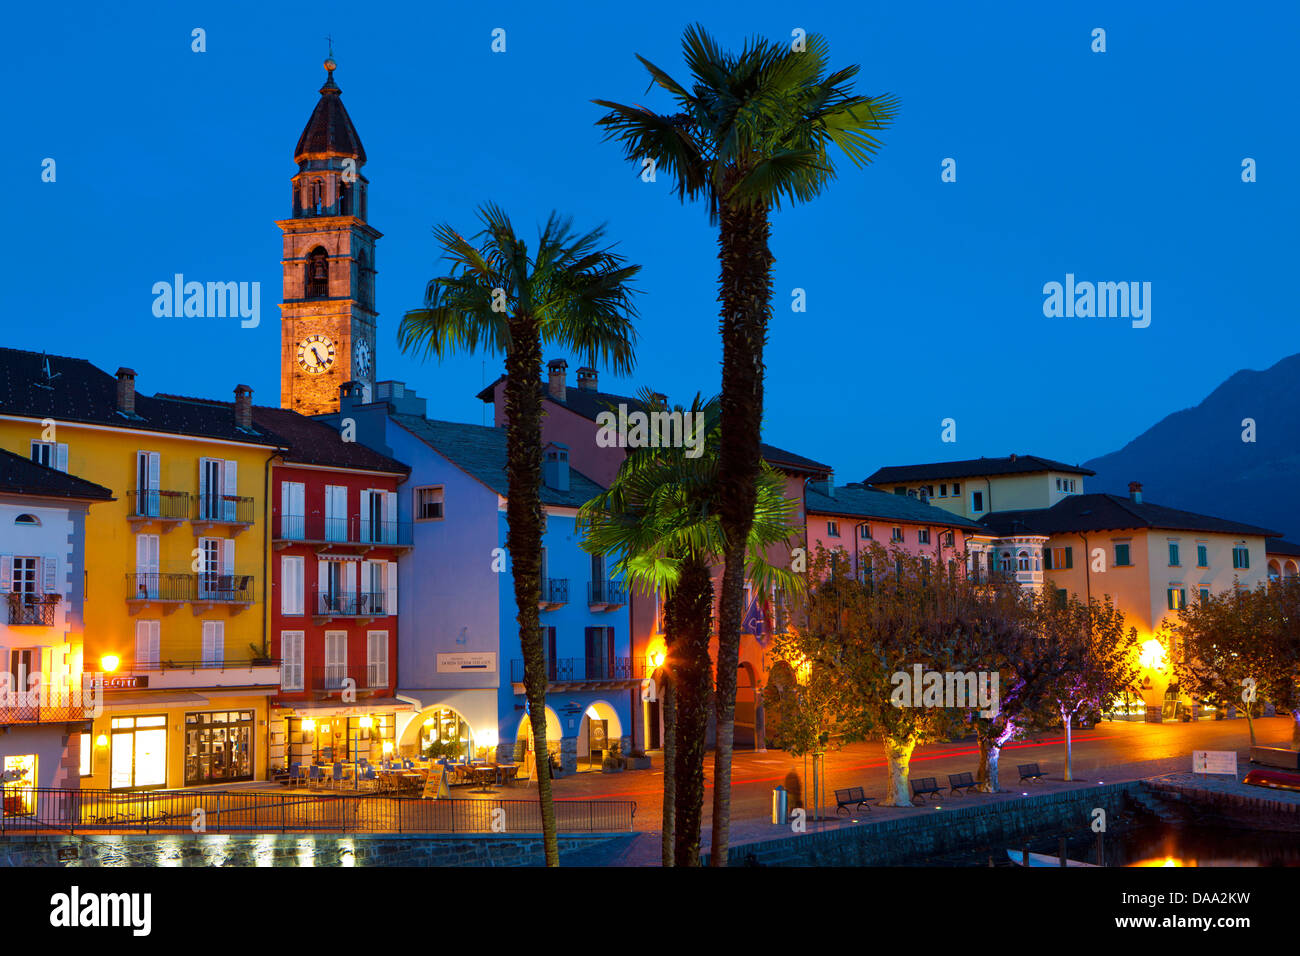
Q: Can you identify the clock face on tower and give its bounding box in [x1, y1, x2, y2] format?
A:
[297, 333, 336, 374]
[354, 338, 372, 380]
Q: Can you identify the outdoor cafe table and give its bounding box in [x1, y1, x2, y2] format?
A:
[496, 765, 520, 786]
[471, 766, 498, 792]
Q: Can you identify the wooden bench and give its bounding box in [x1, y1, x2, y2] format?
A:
[911, 777, 943, 802]
[1018, 762, 1046, 783]
[834, 786, 873, 815]
[948, 771, 980, 795]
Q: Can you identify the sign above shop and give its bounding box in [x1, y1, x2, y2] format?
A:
[91, 674, 149, 690]
[436, 653, 496, 673]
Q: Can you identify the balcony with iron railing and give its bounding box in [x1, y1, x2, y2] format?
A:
[125, 572, 254, 608]
[0, 703, 87, 725]
[312, 589, 390, 621]
[126, 490, 192, 530]
[308, 664, 391, 699]
[510, 656, 643, 685]
[126, 658, 282, 690]
[539, 578, 569, 610]
[274, 514, 413, 550]
[193, 493, 256, 530]
[4, 594, 60, 627]
[587, 579, 627, 610]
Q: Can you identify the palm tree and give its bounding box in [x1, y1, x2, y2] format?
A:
[594, 25, 897, 864]
[577, 392, 801, 865]
[399, 203, 639, 866]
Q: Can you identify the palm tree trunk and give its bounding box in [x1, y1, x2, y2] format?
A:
[710, 186, 774, 867]
[503, 317, 559, 866]
[660, 664, 676, 867]
[672, 556, 715, 866]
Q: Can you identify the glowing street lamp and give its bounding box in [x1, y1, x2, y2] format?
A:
[99, 654, 120, 673]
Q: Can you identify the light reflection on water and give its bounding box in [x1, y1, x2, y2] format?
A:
[1118, 826, 1300, 867]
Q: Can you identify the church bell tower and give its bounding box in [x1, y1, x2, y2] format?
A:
[278, 53, 381, 415]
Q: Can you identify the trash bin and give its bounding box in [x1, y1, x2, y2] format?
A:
[772, 785, 788, 825]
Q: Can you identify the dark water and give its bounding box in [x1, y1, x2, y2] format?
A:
[933, 825, 1300, 867]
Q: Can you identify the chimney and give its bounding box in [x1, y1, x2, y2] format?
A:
[115, 368, 137, 416]
[234, 385, 253, 429]
[340, 380, 362, 411]
[1009, 453, 1017, 462]
[543, 442, 570, 492]
[577, 366, 598, 391]
[547, 359, 568, 402]
[1128, 481, 1143, 504]
[819, 470, 836, 498]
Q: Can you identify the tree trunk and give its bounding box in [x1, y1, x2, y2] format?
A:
[660, 665, 676, 867]
[503, 317, 558, 866]
[1062, 709, 1074, 782]
[879, 734, 916, 806]
[977, 721, 1014, 793]
[710, 186, 773, 867]
[1244, 706, 1256, 748]
[671, 556, 715, 867]
[1292, 709, 1300, 750]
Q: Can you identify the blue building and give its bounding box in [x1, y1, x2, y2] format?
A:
[323, 380, 635, 773]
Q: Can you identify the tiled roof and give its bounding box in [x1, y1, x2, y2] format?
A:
[1267, 539, 1300, 557]
[0, 348, 281, 447]
[981, 494, 1281, 539]
[294, 72, 366, 163]
[805, 485, 989, 532]
[152, 397, 408, 474]
[478, 375, 832, 476]
[391, 414, 606, 508]
[0, 447, 113, 501]
[866, 455, 1095, 485]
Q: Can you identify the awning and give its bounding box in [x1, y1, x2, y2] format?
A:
[101, 692, 210, 709]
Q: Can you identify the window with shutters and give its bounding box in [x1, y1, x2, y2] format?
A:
[325, 485, 348, 542]
[324, 632, 347, 689]
[30, 440, 68, 472]
[280, 481, 305, 539]
[826, 520, 839, 538]
[280, 632, 304, 690]
[415, 486, 444, 521]
[918, 528, 930, 545]
[367, 631, 388, 688]
[1197, 544, 1209, 568]
[201, 621, 224, 666]
[281, 555, 304, 615]
[1168, 542, 1181, 567]
[135, 620, 161, 667]
[1045, 546, 1073, 570]
[1232, 546, 1250, 569]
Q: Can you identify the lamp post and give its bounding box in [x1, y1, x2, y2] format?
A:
[353, 715, 374, 789]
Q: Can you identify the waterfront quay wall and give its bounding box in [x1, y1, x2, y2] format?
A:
[705, 781, 1142, 866]
[0, 832, 628, 867]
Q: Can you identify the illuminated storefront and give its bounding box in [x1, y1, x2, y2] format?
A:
[109, 715, 167, 790]
[184, 710, 255, 786]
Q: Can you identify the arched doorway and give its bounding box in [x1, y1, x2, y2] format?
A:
[398, 707, 476, 761]
[734, 662, 758, 749]
[514, 707, 562, 768]
[577, 701, 622, 772]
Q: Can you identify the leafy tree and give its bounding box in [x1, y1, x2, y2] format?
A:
[1164, 581, 1274, 746]
[1038, 593, 1140, 781]
[576, 393, 800, 865]
[399, 204, 639, 865]
[595, 26, 896, 864]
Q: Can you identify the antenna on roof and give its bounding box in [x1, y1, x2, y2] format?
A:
[33, 353, 62, 391]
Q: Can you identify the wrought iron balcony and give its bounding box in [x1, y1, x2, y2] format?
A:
[539, 578, 569, 610]
[511, 657, 638, 684]
[196, 573, 255, 604]
[274, 514, 412, 548]
[5, 595, 59, 626]
[127, 490, 191, 525]
[313, 589, 390, 618]
[194, 493, 256, 527]
[125, 572, 195, 603]
[308, 665, 390, 699]
[588, 579, 627, 609]
[0, 704, 87, 725]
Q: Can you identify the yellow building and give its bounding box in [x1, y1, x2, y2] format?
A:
[865, 453, 1093, 520]
[0, 349, 285, 790]
[982, 482, 1278, 714]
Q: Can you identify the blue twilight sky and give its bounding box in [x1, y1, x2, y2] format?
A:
[4, 0, 1296, 483]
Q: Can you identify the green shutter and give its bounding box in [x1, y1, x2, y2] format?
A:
[1064, 547, 1073, 569]
[1044, 549, 1053, 571]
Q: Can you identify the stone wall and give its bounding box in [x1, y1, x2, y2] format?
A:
[0, 832, 627, 868]
[704, 782, 1142, 866]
